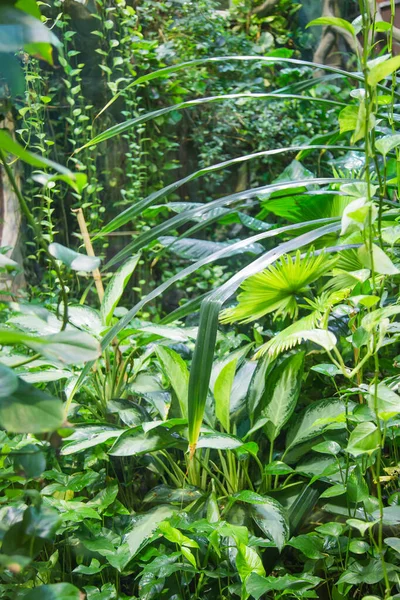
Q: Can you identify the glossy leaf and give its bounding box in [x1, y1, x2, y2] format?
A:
[125, 506, 176, 565]
[286, 398, 347, 450]
[48, 242, 100, 272]
[0, 329, 101, 365]
[236, 543, 265, 583]
[0, 376, 63, 433]
[101, 253, 140, 325]
[108, 426, 185, 456]
[61, 426, 124, 455]
[368, 55, 400, 86]
[251, 497, 289, 551]
[214, 357, 238, 433]
[307, 16, 355, 36]
[155, 346, 189, 418]
[260, 352, 304, 442]
[22, 583, 81, 600]
[346, 422, 380, 457]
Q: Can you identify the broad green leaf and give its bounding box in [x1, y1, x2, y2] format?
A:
[287, 534, 324, 559]
[246, 572, 321, 600]
[347, 465, 369, 503]
[368, 55, 400, 86]
[61, 426, 123, 455]
[320, 484, 346, 498]
[375, 133, 400, 158]
[0, 376, 63, 433]
[246, 354, 272, 419]
[361, 305, 400, 331]
[385, 537, 400, 553]
[158, 521, 199, 548]
[214, 357, 238, 433]
[286, 398, 346, 450]
[234, 490, 271, 505]
[155, 346, 189, 418]
[15, 0, 41, 19]
[338, 558, 397, 585]
[67, 305, 103, 336]
[23, 583, 81, 600]
[346, 422, 380, 457]
[338, 105, 359, 134]
[382, 225, 400, 246]
[312, 440, 341, 455]
[358, 244, 398, 275]
[196, 430, 244, 450]
[374, 505, 400, 525]
[101, 254, 140, 325]
[73, 558, 106, 575]
[236, 543, 265, 583]
[108, 426, 184, 456]
[367, 382, 400, 421]
[264, 461, 293, 475]
[0, 329, 101, 365]
[48, 242, 100, 273]
[306, 16, 355, 36]
[125, 506, 176, 565]
[347, 518, 377, 536]
[0, 4, 60, 64]
[250, 497, 289, 551]
[315, 522, 344, 537]
[88, 483, 119, 513]
[144, 485, 202, 505]
[311, 363, 342, 377]
[14, 443, 46, 478]
[340, 198, 376, 236]
[0, 363, 18, 397]
[20, 370, 70, 384]
[261, 352, 304, 442]
[0, 131, 84, 191]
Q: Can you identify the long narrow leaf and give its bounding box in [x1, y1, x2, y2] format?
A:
[97, 145, 356, 239]
[104, 178, 354, 269]
[94, 55, 367, 120]
[79, 94, 345, 151]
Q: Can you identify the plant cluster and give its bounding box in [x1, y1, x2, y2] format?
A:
[0, 2, 400, 600]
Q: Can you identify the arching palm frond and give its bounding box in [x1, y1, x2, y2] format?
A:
[254, 313, 337, 360]
[220, 251, 337, 324]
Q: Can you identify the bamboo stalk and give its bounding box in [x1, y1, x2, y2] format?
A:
[72, 208, 104, 303]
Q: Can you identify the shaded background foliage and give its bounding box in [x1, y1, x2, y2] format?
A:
[11, 0, 353, 313]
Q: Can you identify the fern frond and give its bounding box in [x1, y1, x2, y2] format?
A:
[254, 312, 336, 360]
[220, 250, 337, 325]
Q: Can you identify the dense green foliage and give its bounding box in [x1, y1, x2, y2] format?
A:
[0, 1, 400, 600]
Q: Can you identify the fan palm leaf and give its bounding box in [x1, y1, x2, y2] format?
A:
[220, 251, 337, 324]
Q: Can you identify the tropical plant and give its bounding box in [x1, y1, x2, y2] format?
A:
[1, 1, 400, 600]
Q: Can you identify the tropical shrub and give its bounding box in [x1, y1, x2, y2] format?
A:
[1, 2, 400, 600]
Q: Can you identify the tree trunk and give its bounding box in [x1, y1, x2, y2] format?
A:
[0, 115, 25, 296]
